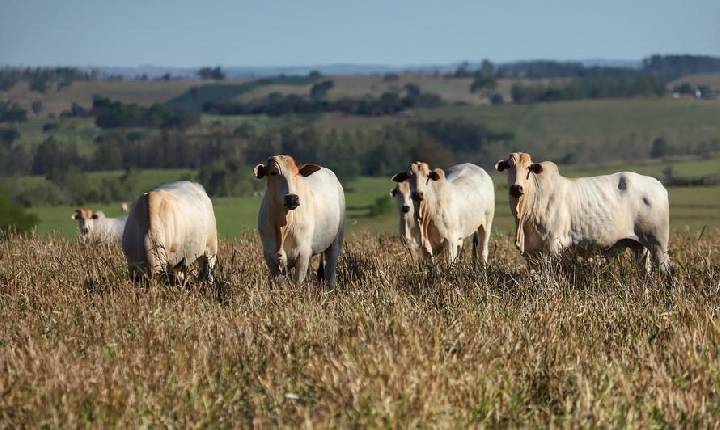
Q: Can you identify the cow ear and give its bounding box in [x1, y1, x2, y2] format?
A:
[392, 172, 409, 182]
[495, 160, 508, 172]
[298, 163, 322, 177]
[71, 210, 80, 220]
[253, 164, 266, 179]
[529, 163, 543, 174]
[390, 187, 398, 197]
[429, 168, 443, 181]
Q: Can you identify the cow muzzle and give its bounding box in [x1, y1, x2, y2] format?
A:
[284, 194, 300, 210]
[510, 185, 524, 199]
[80, 227, 89, 235]
[401, 205, 410, 214]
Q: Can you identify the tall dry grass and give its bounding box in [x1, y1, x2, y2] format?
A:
[1, 230, 719, 427]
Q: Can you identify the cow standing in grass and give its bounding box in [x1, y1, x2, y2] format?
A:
[72, 208, 127, 243]
[495, 152, 671, 273]
[255, 155, 345, 287]
[393, 162, 495, 264]
[122, 181, 218, 283]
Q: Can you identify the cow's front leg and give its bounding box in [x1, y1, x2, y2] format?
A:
[447, 238, 459, 264]
[292, 250, 311, 284]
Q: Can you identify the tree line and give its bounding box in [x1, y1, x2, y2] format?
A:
[510, 74, 666, 103]
[204, 82, 443, 117]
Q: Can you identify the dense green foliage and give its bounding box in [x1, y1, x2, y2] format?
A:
[166, 73, 324, 112]
[0, 101, 27, 122]
[204, 88, 443, 116]
[0, 187, 37, 234]
[642, 54, 720, 78]
[510, 75, 666, 103]
[92, 97, 200, 129]
[0, 67, 97, 92]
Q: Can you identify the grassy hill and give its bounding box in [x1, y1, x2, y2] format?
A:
[1, 79, 213, 115]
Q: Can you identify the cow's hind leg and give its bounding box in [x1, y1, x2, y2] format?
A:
[477, 222, 491, 265]
[472, 232, 479, 260]
[316, 255, 325, 283]
[323, 232, 343, 288]
[198, 253, 217, 284]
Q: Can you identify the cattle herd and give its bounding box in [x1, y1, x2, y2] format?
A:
[71, 152, 672, 285]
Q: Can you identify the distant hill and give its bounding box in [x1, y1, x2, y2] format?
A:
[60, 59, 644, 79]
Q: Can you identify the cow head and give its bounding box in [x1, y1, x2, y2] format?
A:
[254, 155, 321, 211]
[72, 208, 104, 237]
[390, 180, 413, 215]
[495, 152, 543, 200]
[393, 161, 443, 204]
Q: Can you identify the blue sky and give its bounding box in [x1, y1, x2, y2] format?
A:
[2, 0, 718, 67]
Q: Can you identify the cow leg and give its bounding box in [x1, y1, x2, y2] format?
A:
[649, 243, 671, 276]
[292, 251, 311, 284]
[447, 238, 459, 264]
[323, 232, 343, 288]
[263, 251, 284, 285]
[472, 232, 479, 260]
[199, 253, 217, 284]
[629, 245, 652, 275]
[316, 255, 325, 282]
[477, 223, 491, 265]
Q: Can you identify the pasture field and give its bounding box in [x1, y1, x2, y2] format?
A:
[24, 155, 720, 238]
[1, 230, 719, 427]
[1, 79, 238, 115]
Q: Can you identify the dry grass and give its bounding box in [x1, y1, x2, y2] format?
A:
[1, 231, 720, 427]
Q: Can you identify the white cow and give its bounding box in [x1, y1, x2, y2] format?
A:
[393, 162, 495, 263]
[72, 208, 127, 243]
[390, 180, 420, 258]
[122, 181, 218, 282]
[255, 155, 345, 286]
[495, 152, 670, 273]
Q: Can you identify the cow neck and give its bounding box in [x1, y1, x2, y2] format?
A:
[418, 180, 447, 245]
[514, 172, 542, 253]
[266, 176, 307, 246]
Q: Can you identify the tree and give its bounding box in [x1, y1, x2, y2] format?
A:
[309, 80, 334, 101]
[480, 59, 495, 77]
[32, 137, 82, 174]
[31, 100, 43, 115]
[0, 128, 20, 147]
[470, 76, 497, 94]
[404, 83, 421, 98]
[197, 67, 225, 80]
[29, 78, 48, 93]
[0, 102, 27, 122]
[650, 137, 669, 159]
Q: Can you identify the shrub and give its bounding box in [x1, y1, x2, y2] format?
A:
[0, 187, 38, 235]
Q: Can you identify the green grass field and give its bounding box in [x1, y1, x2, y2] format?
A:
[26, 158, 720, 239]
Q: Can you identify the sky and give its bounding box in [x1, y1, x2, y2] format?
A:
[1, 0, 719, 67]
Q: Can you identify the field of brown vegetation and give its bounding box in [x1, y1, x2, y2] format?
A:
[1, 230, 719, 427]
